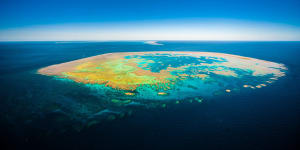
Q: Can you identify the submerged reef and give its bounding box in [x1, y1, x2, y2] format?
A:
[38, 51, 287, 126]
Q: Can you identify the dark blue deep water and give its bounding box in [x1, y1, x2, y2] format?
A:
[0, 41, 299, 150]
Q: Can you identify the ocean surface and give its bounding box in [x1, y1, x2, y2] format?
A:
[0, 41, 299, 150]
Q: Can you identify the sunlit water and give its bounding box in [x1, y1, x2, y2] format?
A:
[0, 41, 299, 150]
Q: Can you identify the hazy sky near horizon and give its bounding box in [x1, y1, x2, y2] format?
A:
[0, 0, 300, 41]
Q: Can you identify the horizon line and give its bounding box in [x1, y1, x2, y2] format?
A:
[1, 40, 300, 42]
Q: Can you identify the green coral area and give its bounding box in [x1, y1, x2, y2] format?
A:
[38, 52, 287, 129]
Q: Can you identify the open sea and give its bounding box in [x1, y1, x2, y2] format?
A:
[0, 41, 299, 150]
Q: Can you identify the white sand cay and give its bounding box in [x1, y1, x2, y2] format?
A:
[144, 41, 163, 45]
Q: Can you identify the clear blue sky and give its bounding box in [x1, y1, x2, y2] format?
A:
[0, 0, 300, 41]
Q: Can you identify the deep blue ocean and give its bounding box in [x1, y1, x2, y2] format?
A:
[0, 41, 299, 150]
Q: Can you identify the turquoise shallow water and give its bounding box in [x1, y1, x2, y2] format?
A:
[0, 41, 299, 150]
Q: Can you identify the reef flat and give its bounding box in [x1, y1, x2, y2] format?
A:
[39, 51, 287, 101]
[38, 51, 288, 125]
